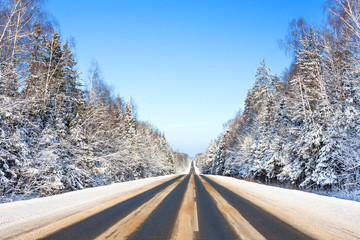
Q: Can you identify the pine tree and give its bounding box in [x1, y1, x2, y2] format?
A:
[211, 128, 230, 175]
[124, 102, 136, 144]
[253, 59, 271, 112]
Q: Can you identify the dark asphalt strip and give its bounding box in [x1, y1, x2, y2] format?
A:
[127, 174, 191, 240]
[40, 175, 184, 240]
[194, 174, 239, 240]
[201, 175, 314, 240]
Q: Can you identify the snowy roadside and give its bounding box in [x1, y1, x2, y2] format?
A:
[0, 174, 179, 239]
[207, 175, 360, 240]
[194, 163, 201, 174]
[179, 160, 193, 174]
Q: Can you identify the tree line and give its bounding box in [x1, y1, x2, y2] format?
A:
[0, 0, 188, 202]
[196, 0, 360, 199]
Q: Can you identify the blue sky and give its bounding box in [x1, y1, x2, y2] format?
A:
[46, 0, 325, 157]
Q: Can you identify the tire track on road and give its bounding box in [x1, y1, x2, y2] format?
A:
[38, 175, 184, 240]
[201, 175, 314, 240]
[198, 176, 265, 240]
[18, 164, 316, 240]
[95, 175, 187, 240]
[194, 174, 238, 240]
[126, 174, 190, 240]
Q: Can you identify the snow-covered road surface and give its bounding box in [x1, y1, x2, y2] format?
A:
[0, 162, 359, 239]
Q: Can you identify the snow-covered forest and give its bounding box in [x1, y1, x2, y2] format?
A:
[196, 0, 360, 200]
[0, 0, 189, 202]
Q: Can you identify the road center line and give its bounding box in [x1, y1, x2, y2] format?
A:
[171, 174, 198, 240]
[193, 201, 199, 232]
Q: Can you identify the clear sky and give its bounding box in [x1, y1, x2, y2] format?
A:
[45, 0, 325, 157]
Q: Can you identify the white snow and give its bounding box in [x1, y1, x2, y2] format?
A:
[0, 174, 178, 239]
[1, 164, 359, 240]
[194, 163, 201, 174]
[179, 160, 195, 174]
[179, 164, 190, 174]
[207, 174, 360, 239]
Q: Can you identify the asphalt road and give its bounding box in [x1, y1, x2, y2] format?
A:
[126, 174, 190, 239]
[39, 162, 313, 240]
[193, 174, 238, 240]
[200, 175, 312, 240]
[40, 175, 184, 240]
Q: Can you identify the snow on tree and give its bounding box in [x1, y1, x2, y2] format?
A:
[196, 140, 217, 174]
[0, 1, 177, 202]
[200, 8, 360, 198]
[124, 102, 136, 144]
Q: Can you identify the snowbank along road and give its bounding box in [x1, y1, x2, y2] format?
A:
[2, 162, 360, 240]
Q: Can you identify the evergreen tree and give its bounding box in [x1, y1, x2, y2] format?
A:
[124, 102, 136, 144]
